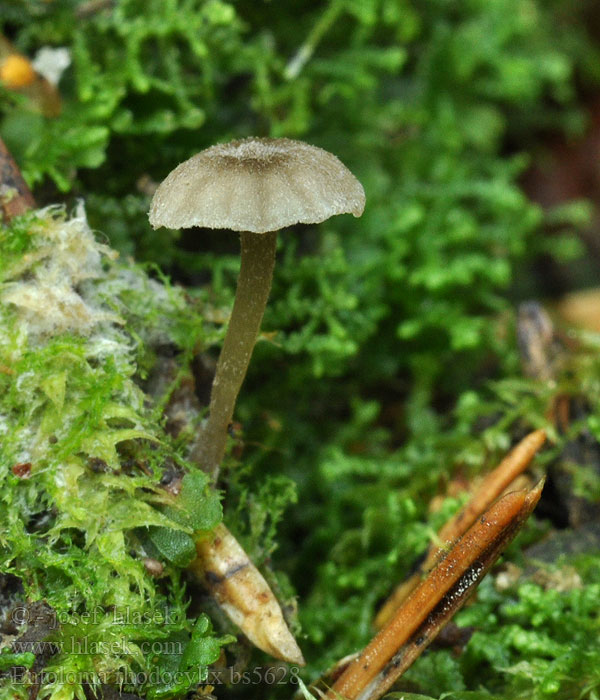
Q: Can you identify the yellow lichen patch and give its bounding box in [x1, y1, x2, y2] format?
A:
[0, 54, 35, 88]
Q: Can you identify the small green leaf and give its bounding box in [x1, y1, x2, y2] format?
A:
[145, 616, 233, 700]
[166, 471, 222, 532]
[0, 650, 36, 670]
[180, 614, 233, 670]
[147, 527, 196, 567]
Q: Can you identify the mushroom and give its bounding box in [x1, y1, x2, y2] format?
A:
[149, 137, 365, 476]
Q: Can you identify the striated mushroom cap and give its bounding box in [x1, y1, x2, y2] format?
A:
[149, 137, 365, 233]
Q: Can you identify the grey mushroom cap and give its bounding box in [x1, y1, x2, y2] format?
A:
[148, 137, 365, 233]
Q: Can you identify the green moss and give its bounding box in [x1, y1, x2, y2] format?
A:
[2, 2, 600, 699]
[0, 207, 227, 700]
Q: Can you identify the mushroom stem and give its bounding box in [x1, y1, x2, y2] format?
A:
[193, 230, 277, 476]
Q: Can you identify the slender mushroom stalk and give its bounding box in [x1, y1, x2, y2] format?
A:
[149, 137, 365, 477]
[193, 230, 277, 473]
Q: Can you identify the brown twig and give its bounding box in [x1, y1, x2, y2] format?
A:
[0, 136, 35, 221]
[326, 480, 545, 700]
[516, 302, 571, 430]
[429, 429, 546, 563]
[375, 429, 546, 628]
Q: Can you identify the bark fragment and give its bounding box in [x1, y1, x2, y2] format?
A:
[191, 523, 305, 666]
